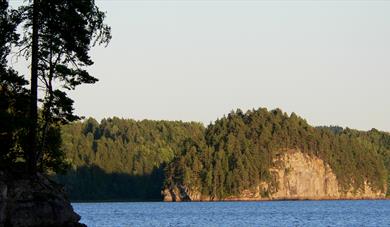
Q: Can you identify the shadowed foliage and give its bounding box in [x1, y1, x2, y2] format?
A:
[56, 165, 165, 201]
[54, 118, 205, 201]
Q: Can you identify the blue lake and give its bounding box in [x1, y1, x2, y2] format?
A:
[73, 200, 390, 227]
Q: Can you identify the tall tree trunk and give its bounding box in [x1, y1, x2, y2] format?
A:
[28, 0, 39, 173]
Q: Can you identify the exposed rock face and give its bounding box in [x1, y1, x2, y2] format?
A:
[163, 150, 386, 201]
[0, 171, 85, 227]
[268, 151, 384, 200]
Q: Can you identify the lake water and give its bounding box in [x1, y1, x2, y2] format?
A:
[73, 200, 390, 227]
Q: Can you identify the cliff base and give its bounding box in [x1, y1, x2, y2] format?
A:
[163, 150, 386, 201]
[0, 170, 85, 227]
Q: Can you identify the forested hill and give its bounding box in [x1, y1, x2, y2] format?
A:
[55, 118, 205, 201]
[55, 109, 390, 201]
[165, 109, 388, 199]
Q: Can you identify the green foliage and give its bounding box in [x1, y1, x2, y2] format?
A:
[326, 128, 390, 196]
[58, 108, 390, 201]
[19, 0, 111, 172]
[55, 118, 205, 201]
[56, 108, 390, 200]
[0, 63, 68, 174]
[19, 0, 111, 103]
[0, 70, 69, 173]
[166, 108, 388, 199]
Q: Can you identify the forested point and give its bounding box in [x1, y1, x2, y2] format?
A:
[55, 108, 390, 201]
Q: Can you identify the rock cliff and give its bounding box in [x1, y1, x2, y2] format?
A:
[0, 171, 85, 227]
[163, 150, 386, 201]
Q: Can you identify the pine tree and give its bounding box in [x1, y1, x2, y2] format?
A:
[17, 0, 111, 173]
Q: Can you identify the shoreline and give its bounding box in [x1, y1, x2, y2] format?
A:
[71, 197, 390, 203]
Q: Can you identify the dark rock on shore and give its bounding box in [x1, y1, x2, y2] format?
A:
[0, 170, 86, 227]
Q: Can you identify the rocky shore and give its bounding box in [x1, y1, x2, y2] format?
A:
[0, 170, 85, 227]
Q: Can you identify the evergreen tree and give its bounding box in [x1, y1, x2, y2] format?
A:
[17, 0, 111, 173]
[166, 108, 388, 199]
[0, 0, 29, 169]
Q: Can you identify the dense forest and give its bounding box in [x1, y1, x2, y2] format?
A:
[55, 118, 204, 201]
[165, 109, 388, 199]
[55, 108, 390, 201]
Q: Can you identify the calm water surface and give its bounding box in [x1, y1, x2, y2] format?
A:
[73, 200, 390, 227]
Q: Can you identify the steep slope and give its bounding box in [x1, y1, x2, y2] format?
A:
[164, 108, 387, 201]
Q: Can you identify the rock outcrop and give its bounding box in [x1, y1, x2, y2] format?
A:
[163, 185, 210, 202]
[0, 171, 85, 227]
[267, 151, 384, 200]
[163, 150, 386, 201]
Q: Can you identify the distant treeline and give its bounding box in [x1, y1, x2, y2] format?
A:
[55, 118, 204, 201]
[55, 108, 390, 201]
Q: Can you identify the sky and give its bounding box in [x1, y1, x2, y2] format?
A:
[10, 0, 390, 131]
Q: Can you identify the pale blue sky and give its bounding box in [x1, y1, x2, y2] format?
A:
[11, 0, 390, 131]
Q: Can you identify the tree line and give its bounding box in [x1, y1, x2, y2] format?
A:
[166, 108, 388, 199]
[55, 108, 390, 201]
[55, 117, 205, 200]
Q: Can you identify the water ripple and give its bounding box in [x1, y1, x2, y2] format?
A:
[73, 200, 390, 227]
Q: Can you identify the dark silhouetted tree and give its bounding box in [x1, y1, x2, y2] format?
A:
[0, 0, 29, 169]
[17, 0, 111, 173]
